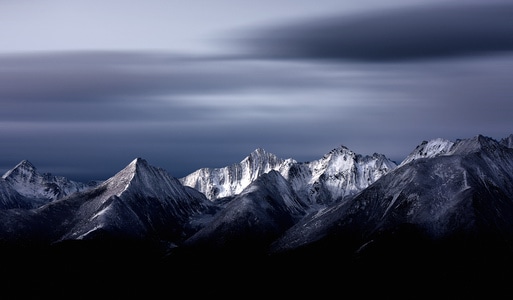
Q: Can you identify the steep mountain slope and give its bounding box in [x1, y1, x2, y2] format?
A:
[57, 158, 219, 242]
[0, 158, 222, 298]
[181, 146, 397, 206]
[2, 160, 97, 207]
[501, 133, 513, 148]
[271, 135, 513, 257]
[0, 158, 219, 246]
[262, 134, 513, 296]
[0, 179, 34, 209]
[178, 170, 307, 256]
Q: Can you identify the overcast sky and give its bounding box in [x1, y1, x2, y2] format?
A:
[1, 0, 512, 181]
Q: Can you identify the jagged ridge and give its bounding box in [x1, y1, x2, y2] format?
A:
[2, 159, 96, 207]
[181, 145, 397, 206]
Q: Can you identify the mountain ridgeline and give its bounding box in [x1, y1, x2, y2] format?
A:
[1, 134, 513, 297]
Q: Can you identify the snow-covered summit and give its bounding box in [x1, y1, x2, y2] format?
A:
[288, 145, 397, 205]
[400, 138, 455, 166]
[181, 145, 397, 206]
[2, 160, 37, 179]
[1, 159, 96, 205]
[180, 148, 295, 200]
[400, 134, 513, 167]
[59, 157, 217, 241]
[101, 157, 150, 196]
[448, 134, 503, 156]
[500, 134, 513, 148]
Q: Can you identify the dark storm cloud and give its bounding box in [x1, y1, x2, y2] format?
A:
[241, 2, 513, 62]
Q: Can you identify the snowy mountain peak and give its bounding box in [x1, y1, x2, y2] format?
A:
[400, 138, 455, 166]
[249, 147, 268, 157]
[501, 134, 513, 148]
[182, 144, 396, 205]
[16, 159, 36, 170]
[2, 159, 37, 179]
[1, 160, 96, 205]
[400, 135, 508, 166]
[127, 157, 151, 172]
[448, 134, 501, 156]
[295, 145, 397, 204]
[120, 157, 164, 182]
[180, 149, 292, 200]
[324, 145, 353, 157]
[103, 157, 157, 195]
[242, 148, 284, 165]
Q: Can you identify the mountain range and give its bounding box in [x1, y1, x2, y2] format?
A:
[1, 133, 513, 298]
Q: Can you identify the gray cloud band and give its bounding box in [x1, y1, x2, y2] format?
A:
[241, 2, 513, 62]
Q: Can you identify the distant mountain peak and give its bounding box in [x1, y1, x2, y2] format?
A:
[400, 138, 454, 166]
[2, 160, 37, 179]
[1, 159, 95, 205]
[500, 134, 513, 148]
[449, 134, 501, 155]
[244, 148, 281, 162]
[128, 157, 150, 170]
[181, 149, 291, 200]
[400, 134, 511, 167]
[327, 145, 352, 155]
[17, 159, 36, 169]
[250, 148, 268, 155]
[105, 157, 155, 193]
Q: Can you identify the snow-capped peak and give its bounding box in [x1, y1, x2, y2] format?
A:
[181, 144, 396, 206]
[248, 147, 268, 157]
[180, 149, 293, 200]
[1, 159, 95, 204]
[294, 145, 397, 204]
[325, 145, 352, 156]
[400, 138, 455, 166]
[126, 157, 151, 174]
[500, 134, 513, 149]
[2, 160, 37, 179]
[446, 134, 501, 156]
[102, 157, 154, 196]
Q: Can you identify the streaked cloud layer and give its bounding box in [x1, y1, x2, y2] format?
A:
[0, 1, 512, 181]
